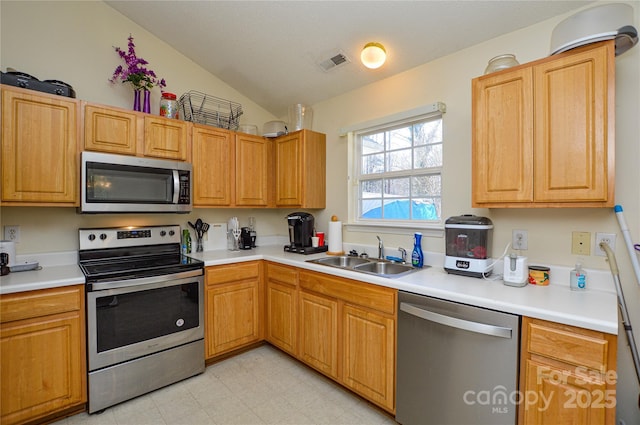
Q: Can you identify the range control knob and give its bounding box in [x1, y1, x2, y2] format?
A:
[100, 233, 107, 241]
[169, 230, 175, 236]
[88, 234, 96, 241]
[160, 230, 167, 237]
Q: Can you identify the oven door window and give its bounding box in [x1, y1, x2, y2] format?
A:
[95, 282, 199, 352]
[87, 162, 173, 204]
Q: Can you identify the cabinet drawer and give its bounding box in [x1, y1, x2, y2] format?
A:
[527, 321, 610, 371]
[206, 261, 260, 285]
[0, 286, 83, 323]
[266, 262, 298, 286]
[299, 270, 396, 315]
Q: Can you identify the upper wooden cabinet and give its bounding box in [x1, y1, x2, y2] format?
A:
[1, 86, 79, 206]
[84, 103, 189, 161]
[192, 128, 271, 207]
[275, 130, 326, 208]
[236, 133, 272, 206]
[472, 40, 614, 208]
[192, 125, 235, 206]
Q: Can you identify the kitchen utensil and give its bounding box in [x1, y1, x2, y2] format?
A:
[189, 219, 210, 252]
[228, 217, 241, 251]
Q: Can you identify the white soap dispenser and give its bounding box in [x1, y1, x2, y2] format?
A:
[503, 253, 528, 287]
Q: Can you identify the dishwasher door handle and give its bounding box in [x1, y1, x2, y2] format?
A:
[400, 302, 513, 339]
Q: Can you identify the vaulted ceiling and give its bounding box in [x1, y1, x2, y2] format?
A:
[106, 0, 593, 116]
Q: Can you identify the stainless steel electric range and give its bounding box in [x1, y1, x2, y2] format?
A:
[78, 225, 204, 413]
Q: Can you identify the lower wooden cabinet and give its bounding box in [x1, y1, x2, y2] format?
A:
[299, 289, 339, 379]
[265, 262, 298, 356]
[519, 317, 617, 425]
[0, 285, 86, 425]
[205, 261, 263, 359]
[298, 269, 397, 413]
[342, 304, 395, 411]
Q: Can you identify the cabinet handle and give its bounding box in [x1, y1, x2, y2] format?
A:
[400, 302, 513, 339]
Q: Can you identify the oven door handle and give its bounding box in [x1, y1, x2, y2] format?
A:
[89, 269, 203, 291]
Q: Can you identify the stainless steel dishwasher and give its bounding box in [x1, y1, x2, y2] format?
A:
[396, 291, 520, 425]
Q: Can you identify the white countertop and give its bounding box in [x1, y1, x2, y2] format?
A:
[0, 245, 618, 335]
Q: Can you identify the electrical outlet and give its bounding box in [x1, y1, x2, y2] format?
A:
[512, 229, 528, 250]
[595, 232, 616, 257]
[3, 225, 20, 243]
[571, 231, 590, 256]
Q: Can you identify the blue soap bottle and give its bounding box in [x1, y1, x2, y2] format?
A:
[412, 232, 424, 268]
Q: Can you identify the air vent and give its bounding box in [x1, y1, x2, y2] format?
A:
[318, 52, 351, 72]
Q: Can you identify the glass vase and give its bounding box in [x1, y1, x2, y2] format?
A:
[143, 90, 151, 114]
[133, 90, 141, 111]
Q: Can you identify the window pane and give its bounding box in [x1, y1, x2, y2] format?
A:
[383, 199, 410, 220]
[362, 153, 384, 174]
[388, 127, 412, 150]
[412, 175, 441, 197]
[361, 179, 382, 197]
[414, 144, 442, 168]
[414, 120, 443, 146]
[384, 177, 410, 197]
[387, 148, 412, 172]
[411, 199, 439, 220]
[361, 199, 382, 218]
[362, 133, 384, 154]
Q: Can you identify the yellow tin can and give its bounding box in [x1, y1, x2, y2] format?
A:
[528, 266, 550, 285]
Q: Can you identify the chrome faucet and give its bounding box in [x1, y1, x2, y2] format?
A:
[398, 247, 407, 263]
[377, 235, 384, 259]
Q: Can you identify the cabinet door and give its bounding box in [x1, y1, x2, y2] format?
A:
[521, 360, 609, 425]
[533, 42, 613, 203]
[235, 134, 270, 206]
[84, 104, 137, 155]
[143, 116, 188, 161]
[192, 126, 234, 206]
[206, 280, 261, 358]
[472, 67, 534, 204]
[342, 304, 395, 412]
[1, 88, 78, 204]
[275, 130, 326, 208]
[274, 133, 302, 206]
[299, 290, 338, 379]
[266, 280, 297, 355]
[1, 286, 86, 425]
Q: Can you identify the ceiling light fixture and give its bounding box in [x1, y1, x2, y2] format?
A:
[360, 42, 386, 69]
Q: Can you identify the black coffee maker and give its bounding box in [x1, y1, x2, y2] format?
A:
[284, 212, 328, 254]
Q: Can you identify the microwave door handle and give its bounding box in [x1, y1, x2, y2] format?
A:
[172, 170, 179, 204]
[400, 302, 512, 339]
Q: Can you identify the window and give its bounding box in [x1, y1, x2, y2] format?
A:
[351, 108, 443, 226]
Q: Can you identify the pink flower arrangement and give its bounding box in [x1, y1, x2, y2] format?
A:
[110, 34, 166, 91]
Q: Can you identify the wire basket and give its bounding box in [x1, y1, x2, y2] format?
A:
[178, 91, 243, 130]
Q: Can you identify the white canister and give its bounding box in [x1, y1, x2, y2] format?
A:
[0, 240, 16, 267]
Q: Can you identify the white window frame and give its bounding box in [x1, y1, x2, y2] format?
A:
[343, 103, 446, 237]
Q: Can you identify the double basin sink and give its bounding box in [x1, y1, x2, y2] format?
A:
[307, 256, 422, 278]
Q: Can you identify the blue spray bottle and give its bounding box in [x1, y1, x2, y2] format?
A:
[411, 232, 424, 268]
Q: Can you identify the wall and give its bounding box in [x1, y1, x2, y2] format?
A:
[0, 0, 294, 250]
[311, 2, 640, 423]
[1, 1, 639, 422]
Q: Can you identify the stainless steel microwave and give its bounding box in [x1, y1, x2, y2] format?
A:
[80, 152, 192, 214]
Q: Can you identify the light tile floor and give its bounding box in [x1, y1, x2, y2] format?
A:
[53, 345, 398, 425]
